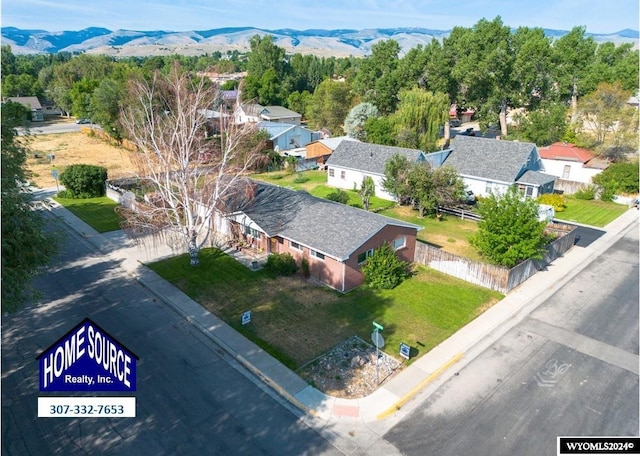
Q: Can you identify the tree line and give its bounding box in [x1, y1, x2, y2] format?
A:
[2, 16, 638, 155]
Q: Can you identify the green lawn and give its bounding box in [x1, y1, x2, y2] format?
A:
[53, 196, 122, 232]
[148, 248, 503, 369]
[252, 169, 327, 191]
[379, 205, 481, 260]
[555, 196, 629, 227]
[252, 169, 395, 211]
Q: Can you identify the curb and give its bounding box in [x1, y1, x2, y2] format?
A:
[377, 353, 463, 420]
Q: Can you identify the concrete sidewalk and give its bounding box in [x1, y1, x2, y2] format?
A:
[40, 191, 639, 424]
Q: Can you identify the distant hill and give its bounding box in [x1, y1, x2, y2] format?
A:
[2, 26, 637, 57]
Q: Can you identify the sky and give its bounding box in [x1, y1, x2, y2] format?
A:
[2, 0, 638, 35]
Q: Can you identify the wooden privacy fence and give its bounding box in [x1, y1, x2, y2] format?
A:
[414, 222, 578, 294]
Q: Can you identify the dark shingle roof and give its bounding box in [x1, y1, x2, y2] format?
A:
[238, 182, 420, 260]
[445, 135, 537, 183]
[326, 142, 425, 175]
[516, 170, 556, 186]
[260, 106, 302, 120]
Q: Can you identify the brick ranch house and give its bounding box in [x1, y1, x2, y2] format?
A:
[215, 181, 421, 292]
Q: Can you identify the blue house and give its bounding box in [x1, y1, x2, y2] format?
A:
[257, 121, 320, 153]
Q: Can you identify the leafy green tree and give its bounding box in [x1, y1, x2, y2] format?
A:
[406, 162, 465, 218]
[352, 40, 401, 115]
[382, 153, 412, 202]
[512, 101, 568, 146]
[50, 54, 115, 116]
[359, 175, 376, 211]
[470, 188, 547, 267]
[1, 101, 59, 312]
[392, 88, 449, 151]
[592, 162, 639, 201]
[90, 78, 125, 139]
[361, 243, 409, 289]
[580, 82, 634, 144]
[2, 73, 43, 97]
[1, 44, 16, 76]
[363, 116, 396, 146]
[585, 42, 639, 94]
[447, 17, 515, 136]
[287, 90, 312, 119]
[511, 27, 553, 109]
[407, 161, 436, 217]
[344, 102, 379, 140]
[69, 78, 100, 119]
[421, 39, 457, 96]
[550, 26, 597, 121]
[396, 45, 429, 89]
[243, 35, 287, 104]
[430, 165, 467, 209]
[306, 79, 353, 133]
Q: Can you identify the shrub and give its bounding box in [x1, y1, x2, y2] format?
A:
[574, 185, 596, 200]
[537, 193, 567, 212]
[592, 162, 639, 198]
[59, 164, 108, 198]
[265, 253, 298, 276]
[301, 258, 310, 278]
[361, 243, 409, 289]
[470, 188, 547, 267]
[293, 173, 309, 184]
[326, 189, 349, 204]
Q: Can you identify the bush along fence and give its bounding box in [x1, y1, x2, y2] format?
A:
[414, 221, 578, 294]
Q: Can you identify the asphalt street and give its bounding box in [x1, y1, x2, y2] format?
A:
[1, 212, 343, 456]
[383, 220, 639, 455]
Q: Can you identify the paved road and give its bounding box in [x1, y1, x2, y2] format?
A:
[17, 120, 94, 136]
[383, 220, 639, 455]
[1, 213, 343, 456]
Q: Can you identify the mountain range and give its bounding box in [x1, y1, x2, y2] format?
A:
[2, 26, 638, 57]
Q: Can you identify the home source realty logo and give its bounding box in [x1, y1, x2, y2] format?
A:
[37, 318, 138, 392]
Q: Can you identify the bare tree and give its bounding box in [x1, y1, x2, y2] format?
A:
[119, 64, 259, 265]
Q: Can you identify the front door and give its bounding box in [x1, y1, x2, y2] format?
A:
[269, 237, 278, 253]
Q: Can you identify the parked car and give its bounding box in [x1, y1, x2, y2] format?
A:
[75, 118, 91, 124]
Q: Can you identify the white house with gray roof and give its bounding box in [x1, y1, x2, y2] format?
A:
[325, 142, 428, 201]
[219, 181, 421, 292]
[234, 103, 302, 124]
[444, 135, 556, 198]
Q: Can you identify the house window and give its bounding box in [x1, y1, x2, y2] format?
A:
[329, 168, 335, 177]
[357, 249, 374, 265]
[392, 236, 406, 250]
[340, 170, 346, 179]
[244, 225, 260, 238]
[562, 165, 571, 179]
[290, 241, 301, 250]
[310, 250, 325, 260]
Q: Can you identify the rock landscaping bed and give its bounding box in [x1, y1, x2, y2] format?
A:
[297, 336, 403, 399]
